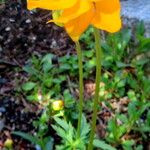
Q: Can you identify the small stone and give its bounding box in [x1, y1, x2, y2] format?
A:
[19, 27, 23, 31]
[0, 35, 3, 40]
[25, 19, 31, 24]
[9, 18, 15, 22]
[0, 107, 6, 113]
[32, 36, 36, 40]
[50, 39, 58, 49]
[5, 27, 11, 32]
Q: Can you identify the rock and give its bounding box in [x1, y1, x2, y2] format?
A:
[0, 107, 6, 113]
[25, 19, 31, 24]
[121, 0, 150, 37]
[5, 27, 11, 32]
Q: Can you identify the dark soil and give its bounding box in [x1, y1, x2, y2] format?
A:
[0, 0, 74, 149]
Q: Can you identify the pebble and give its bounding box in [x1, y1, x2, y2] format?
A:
[50, 39, 58, 49]
[0, 35, 3, 40]
[25, 19, 31, 24]
[9, 18, 15, 22]
[32, 36, 36, 41]
[0, 107, 6, 113]
[5, 27, 11, 32]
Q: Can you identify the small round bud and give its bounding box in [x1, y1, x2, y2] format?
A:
[4, 139, 13, 148]
[52, 100, 64, 111]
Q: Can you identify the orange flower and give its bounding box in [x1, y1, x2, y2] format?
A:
[28, 0, 121, 41]
[28, 0, 78, 10]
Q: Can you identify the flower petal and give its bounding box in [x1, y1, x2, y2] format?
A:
[27, 0, 78, 10]
[53, 0, 91, 23]
[64, 8, 95, 41]
[94, 0, 120, 13]
[92, 9, 121, 33]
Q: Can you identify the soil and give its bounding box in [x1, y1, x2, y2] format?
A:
[0, 0, 74, 149]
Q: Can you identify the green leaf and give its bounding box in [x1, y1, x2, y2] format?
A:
[138, 37, 150, 52]
[128, 101, 139, 119]
[44, 137, 54, 150]
[119, 29, 131, 50]
[117, 80, 126, 88]
[122, 140, 135, 150]
[138, 126, 150, 132]
[42, 54, 54, 72]
[27, 95, 38, 102]
[116, 61, 131, 68]
[22, 82, 36, 91]
[84, 50, 94, 58]
[135, 145, 143, 150]
[139, 102, 150, 116]
[80, 115, 90, 139]
[23, 65, 37, 75]
[136, 21, 145, 36]
[60, 64, 71, 71]
[93, 139, 116, 150]
[135, 58, 149, 66]
[12, 131, 39, 145]
[51, 125, 67, 140]
[43, 78, 53, 87]
[53, 117, 69, 131]
[42, 54, 54, 63]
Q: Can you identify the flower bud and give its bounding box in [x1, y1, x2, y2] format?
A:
[52, 100, 64, 111]
[4, 139, 13, 149]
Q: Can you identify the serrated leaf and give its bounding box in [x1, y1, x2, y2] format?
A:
[12, 131, 39, 145]
[93, 139, 116, 150]
[53, 117, 69, 131]
[51, 125, 67, 140]
[80, 115, 90, 139]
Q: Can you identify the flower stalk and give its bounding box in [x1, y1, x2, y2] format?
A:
[76, 41, 84, 138]
[88, 27, 102, 150]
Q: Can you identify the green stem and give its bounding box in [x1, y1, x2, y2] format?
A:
[76, 41, 84, 138]
[88, 27, 102, 150]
